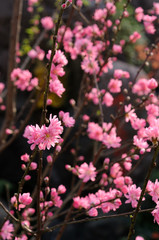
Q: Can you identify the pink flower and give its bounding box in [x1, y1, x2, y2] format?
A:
[15, 234, 28, 240]
[108, 79, 122, 93]
[78, 162, 97, 182]
[28, 49, 37, 59]
[87, 122, 103, 141]
[86, 88, 100, 105]
[21, 153, 30, 162]
[19, 193, 32, 206]
[38, 115, 63, 150]
[59, 111, 75, 127]
[125, 104, 136, 122]
[132, 78, 151, 96]
[110, 163, 122, 178]
[51, 188, 63, 207]
[50, 63, 65, 80]
[41, 16, 54, 30]
[154, 2, 159, 15]
[102, 127, 121, 149]
[106, 2, 116, 14]
[0, 220, 14, 240]
[81, 57, 99, 74]
[58, 185, 66, 194]
[143, 15, 157, 35]
[152, 201, 159, 224]
[88, 207, 98, 217]
[135, 7, 144, 22]
[23, 124, 41, 150]
[133, 135, 148, 150]
[49, 79, 65, 98]
[114, 69, 130, 79]
[102, 92, 114, 107]
[147, 179, 159, 203]
[93, 9, 107, 23]
[148, 78, 158, 89]
[53, 50, 68, 66]
[11, 68, 38, 91]
[125, 184, 142, 208]
[112, 44, 122, 54]
[135, 236, 144, 240]
[129, 31, 141, 43]
[23, 115, 63, 150]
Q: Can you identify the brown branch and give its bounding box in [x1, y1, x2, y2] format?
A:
[36, 151, 43, 240]
[43, 207, 155, 233]
[0, 0, 23, 142]
[127, 145, 159, 240]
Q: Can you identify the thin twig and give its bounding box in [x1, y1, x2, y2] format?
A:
[127, 145, 159, 240]
[0, 0, 23, 142]
[43, 207, 155, 233]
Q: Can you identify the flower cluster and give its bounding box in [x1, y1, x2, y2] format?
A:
[23, 115, 63, 150]
[11, 68, 38, 91]
[47, 50, 68, 97]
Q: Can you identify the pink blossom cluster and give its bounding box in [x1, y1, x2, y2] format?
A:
[11, 68, 38, 91]
[28, 46, 45, 60]
[47, 50, 68, 97]
[23, 114, 63, 150]
[87, 122, 121, 149]
[73, 188, 122, 217]
[27, 0, 38, 12]
[132, 78, 158, 96]
[135, 6, 157, 34]
[11, 193, 32, 210]
[59, 111, 75, 127]
[3, 0, 159, 238]
[66, 162, 97, 183]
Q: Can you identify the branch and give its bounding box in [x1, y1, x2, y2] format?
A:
[127, 145, 159, 240]
[0, 0, 23, 142]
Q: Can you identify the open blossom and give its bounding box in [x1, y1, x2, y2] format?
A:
[125, 104, 136, 122]
[0, 220, 14, 240]
[132, 78, 151, 96]
[53, 50, 68, 66]
[28, 46, 45, 60]
[23, 115, 63, 150]
[125, 184, 142, 208]
[41, 16, 54, 30]
[108, 79, 122, 93]
[49, 79, 65, 97]
[102, 92, 114, 107]
[113, 69, 130, 79]
[135, 7, 144, 22]
[143, 15, 157, 34]
[152, 201, 159, 224]
[78, 162, 97, 182]
[59, 111, 75, 127]
[11, 68, 38, 91]
[93, 8, 107, 22]
[87, 122, 103, 141]
[133, 135, 148, 150]
[147, 180, 159, 203]
[81, 57, 99, 74]
[86, 88, 100, 105]
[129, 31, 141, 43]
[11, 193, 32, 210]
[102, 127, 121, 149]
